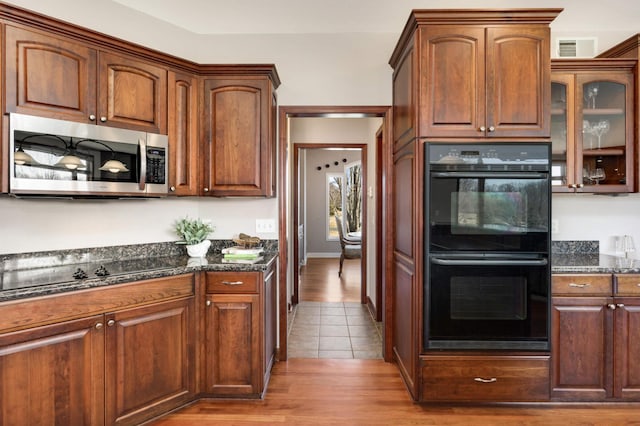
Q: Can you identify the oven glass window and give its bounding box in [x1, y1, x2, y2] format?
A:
[450, 276, 527, 320]
[430, 175, 549, 252]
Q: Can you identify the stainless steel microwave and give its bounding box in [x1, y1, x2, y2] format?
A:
[9, 113, 168, 197]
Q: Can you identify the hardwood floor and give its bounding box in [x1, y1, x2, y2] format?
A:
[151, 358, 639, 425]
[298, 257, 361, 302]
[149, 259, 639, 425]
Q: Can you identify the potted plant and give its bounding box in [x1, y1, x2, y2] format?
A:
[174, 217, 214, 257]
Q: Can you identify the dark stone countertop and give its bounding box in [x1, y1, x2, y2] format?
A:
[0, 251, 278, 303]
[551, 253, 640, 274]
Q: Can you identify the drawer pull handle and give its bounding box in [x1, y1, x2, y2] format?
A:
[569, 283, 590, 288]
[474, 377, 497, 384]
[222, 281, 244, 286]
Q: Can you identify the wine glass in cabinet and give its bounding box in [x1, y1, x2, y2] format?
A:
[551, 59, 635, 193]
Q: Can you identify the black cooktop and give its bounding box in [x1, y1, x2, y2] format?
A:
[0, 256, 186, 291]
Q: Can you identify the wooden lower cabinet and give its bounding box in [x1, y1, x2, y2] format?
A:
[105, 296, 196, 425]
[0, 274, 196, 426]
[551, 273, 640, 402]
[0, 315, 105, 426]
[421, 355, 550, 402]
[204, 264, 276, 398]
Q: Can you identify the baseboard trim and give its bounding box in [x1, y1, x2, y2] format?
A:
[306, 252, 341, 258]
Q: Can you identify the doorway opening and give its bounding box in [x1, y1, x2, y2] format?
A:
[277, 106, 391, 361]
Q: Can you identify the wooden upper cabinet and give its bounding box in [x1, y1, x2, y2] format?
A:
[4, 25, 167, 134]
[391, 9, 560, 141]
[5, 25, 97, 123]
[168, 70, 199, 195]
[201, 71, 278, 197]
[419, 25, 550, 138]
[98, 51, 167, 134]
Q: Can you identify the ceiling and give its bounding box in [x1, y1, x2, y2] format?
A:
[111, 0, 640, 35]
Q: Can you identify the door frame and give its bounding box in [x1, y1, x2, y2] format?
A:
[293, 143, 367, 307]
[277, 106, 391, 361]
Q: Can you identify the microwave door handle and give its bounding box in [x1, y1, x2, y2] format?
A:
[431, 172, 548, 179]
[138, 137, 147, 191]
[430, 257, 548, 267]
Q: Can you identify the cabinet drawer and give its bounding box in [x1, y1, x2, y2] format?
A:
[552, 274, 612, 296]
[421, 356, 550, 402]
[205, 271, 259, 294]
[615, 274, 640, 296]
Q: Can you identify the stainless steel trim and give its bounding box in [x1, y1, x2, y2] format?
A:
[139, 137, 147, 191]
[430, 257, 548, 266]
[431, 171, 549, 179]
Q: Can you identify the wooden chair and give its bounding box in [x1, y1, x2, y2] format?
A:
[334, 215, 361, 277]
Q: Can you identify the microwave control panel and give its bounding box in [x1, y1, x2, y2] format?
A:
[146, 148, 166, 184]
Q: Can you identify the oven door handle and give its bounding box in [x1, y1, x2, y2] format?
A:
[431, 172, 548, 179]
[430, 257, 548, 267]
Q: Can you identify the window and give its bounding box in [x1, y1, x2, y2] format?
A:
[326, 173, 343, 240]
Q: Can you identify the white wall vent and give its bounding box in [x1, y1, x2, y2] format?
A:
[556, 37, 597, 58]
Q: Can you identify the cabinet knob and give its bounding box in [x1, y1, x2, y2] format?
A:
[170, 186, 176, 192]
[577, 184, 584, 188]
[107, 319, 116, 327]
[608, 303, 617, 310]
[89, 114, 96, 121]
[479, 126, 486, 132]
[203, 187, 209, 192]
[488, 126, 495, 132]
[95, 322, 104, 330]
[474, 377, 497, 383]
[617, 303, 625, 308]
[569, 184, 577, 189]
[206, 300, 212, 307]
[100, 116, 107, 122]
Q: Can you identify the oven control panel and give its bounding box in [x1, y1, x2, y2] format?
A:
[428, 143, 550, 171]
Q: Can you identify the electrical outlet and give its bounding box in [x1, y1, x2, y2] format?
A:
[551, 219, 559, 234]
[256, 219, 276, 233]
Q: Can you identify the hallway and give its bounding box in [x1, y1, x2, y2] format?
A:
[288, 258, 382, 359]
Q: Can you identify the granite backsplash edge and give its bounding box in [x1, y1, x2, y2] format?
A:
[1, 240, 279, 271]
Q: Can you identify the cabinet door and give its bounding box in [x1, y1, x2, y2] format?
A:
[575, 73, 634, 193]
[551, 296, 613, 401]
[419, 26, 485, 138]
[486, 26, 550, 138]
[5, 25, 97, 122]
[613, 298, 640, 400]
[168, 70, 199, 195]
[105, 297, 195, 425]
[98, 51, 167, 134]
[0, 315, 105, 426]
[205, 293, 261, 396]
[201, 77, 272, 196]
[551, 73, 577, 192]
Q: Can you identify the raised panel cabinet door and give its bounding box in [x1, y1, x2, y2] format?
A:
[0, 315, 105, 426]
[392, 37, 416, 150]
[205, 293, 261, 396]
[105, 297, 195, 426]
[613, 298, 640, 400]
[486, 26, 551, 138]
[202, 78, 270, 196]
[168, 70, 199, 195]
[5, 25, 97, 122]
[419, 26, 485, 138]
[551, 296, 613, 401]
[98, 51, 167, 134]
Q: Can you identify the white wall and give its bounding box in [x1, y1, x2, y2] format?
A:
[1, 0, 640, 261]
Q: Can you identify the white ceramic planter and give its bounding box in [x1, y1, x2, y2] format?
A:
[186, 239, 211, 258]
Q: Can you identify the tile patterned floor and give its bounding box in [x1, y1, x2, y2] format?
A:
[287, 301, 383, 359]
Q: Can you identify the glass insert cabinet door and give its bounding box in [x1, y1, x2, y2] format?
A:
[551, 70, 634, 193]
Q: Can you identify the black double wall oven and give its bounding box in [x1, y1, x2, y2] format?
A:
[424, 143, 551, 351]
